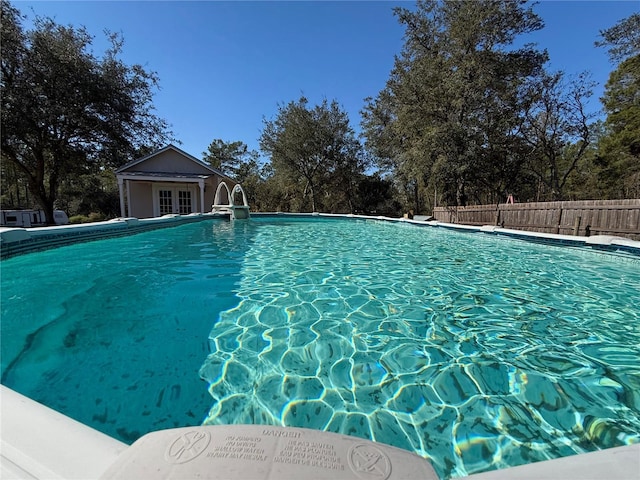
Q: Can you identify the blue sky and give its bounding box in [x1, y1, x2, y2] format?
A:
[14, 1, 640, 162]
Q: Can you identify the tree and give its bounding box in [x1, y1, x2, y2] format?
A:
[232, 158, 269, 209]
[520, 71, 595, 200]
[202, 139, 258, 178]
[251, 165, 303, 212]
[0, 1, 171, 224]
[595, 13, 640, 198]
[362, 0, 547, 209]
[353, 173, 401, 216]
[56, 169, 121, 219]
[1, 161, 31, 208]
[597, 56, 640, 198]
[260, 96, 365, 213]
[595, 13, 640, 64]
[561, 120, 607, 200]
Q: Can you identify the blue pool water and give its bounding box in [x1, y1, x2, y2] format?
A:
[1, 217, 639, 479]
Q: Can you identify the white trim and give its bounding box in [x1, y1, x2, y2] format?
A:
[116, 173, 209, 183]
[117, 178, 125, 218]
[198, 179, 205, 214]
[231, 184, 249, 207]
[213, 182, 232, 207]
[125, 180, 131, 217]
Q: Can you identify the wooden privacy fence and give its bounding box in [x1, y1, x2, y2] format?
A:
[433, 199, 640, 240]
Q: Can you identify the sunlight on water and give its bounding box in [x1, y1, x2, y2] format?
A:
[199, 218, 640, 479]
[1, 217, 639, 478]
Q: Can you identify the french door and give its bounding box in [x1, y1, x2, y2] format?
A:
[154, 185, 196, 216]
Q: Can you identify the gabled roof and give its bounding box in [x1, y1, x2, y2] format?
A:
[115, 144, 228, 178]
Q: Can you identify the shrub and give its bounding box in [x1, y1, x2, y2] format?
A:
[69, 215, 90, 224]
[69, 212, 106, 224]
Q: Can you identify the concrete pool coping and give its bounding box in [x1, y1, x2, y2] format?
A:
[2, 386, 639, 479]
[2, 213, 639, 478]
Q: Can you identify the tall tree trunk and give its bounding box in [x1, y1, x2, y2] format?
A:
[309, 182, 317, 213]
[27, 179, 55, 225]
[29, 191, 55, 224]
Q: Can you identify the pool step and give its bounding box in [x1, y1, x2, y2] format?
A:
[100, 425, 439, 480]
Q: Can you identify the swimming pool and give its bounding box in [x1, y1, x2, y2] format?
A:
[1, 216, 639, 479]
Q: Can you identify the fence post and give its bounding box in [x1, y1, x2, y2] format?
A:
[554, 208, 563, 234]
[573, 216, 581, 236]
[495, 205, 501, 226]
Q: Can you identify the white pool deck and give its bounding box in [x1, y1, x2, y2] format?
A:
[2, 386, 638, 479]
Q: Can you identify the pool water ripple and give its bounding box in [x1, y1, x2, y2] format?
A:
[1, 221, 254, 443]
[199, 219, 640, 479]
[1, 217, 638, 479]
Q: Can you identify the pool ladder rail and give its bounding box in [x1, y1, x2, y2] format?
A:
[211, 183, 250, 220]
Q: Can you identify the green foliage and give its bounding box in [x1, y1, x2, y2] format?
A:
[260, 96, 366, 213]
[57, 169, 121, 218]
[69, 212, 107, 224]
[353, 173, 402, 216]
[0, 160, 35, 208]
[233, 158, 270, 210]
[520, 71, 595, 200]
[202, 139, 259, 178]
[362, 0, 548, 209]
[0, 1, 171, 224]
[595, 14, 640, 199]
[595, 13, 640, 64]
[3, 0, 634, 220]
[562, 123, 608, 200]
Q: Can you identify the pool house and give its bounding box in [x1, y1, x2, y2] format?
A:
[115, 144, 237, 218]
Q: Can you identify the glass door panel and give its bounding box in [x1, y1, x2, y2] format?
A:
[159, 190, 173, 215]
[178, 190, 192, 214]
